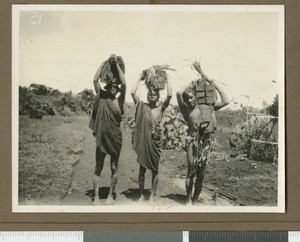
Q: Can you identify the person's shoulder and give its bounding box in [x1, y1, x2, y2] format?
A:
[157, 104, 164, 112]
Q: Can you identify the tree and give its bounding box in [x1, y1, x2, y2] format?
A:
[29, 83, 48, 95]
[267, 95, 278, 117]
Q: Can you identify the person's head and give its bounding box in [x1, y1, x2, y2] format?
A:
[109, 54, 117, 64]
[147, 88, 160, 104]
[104, 83, 120, 97]
[109, 54, 118, 74]
[182, 88, 196, 108]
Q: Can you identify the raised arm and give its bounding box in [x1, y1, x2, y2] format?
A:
[93, 63, 104, 95]
[162, 78, 172, 111]
[130, 78, 142, 104]
[116, 63, 126, 103]
[213, 81, 230, 110]
[176, 91, 186, 116]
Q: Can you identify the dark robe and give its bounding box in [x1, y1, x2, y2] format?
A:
[89, 94, 122, 157]
[132, 101, 162, 172]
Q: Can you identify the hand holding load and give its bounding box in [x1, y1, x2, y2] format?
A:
[192, 61, 218, 106]
[98, 54, 125, 85]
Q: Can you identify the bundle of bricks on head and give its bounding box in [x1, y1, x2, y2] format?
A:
[99, 54, 125, 85]
[141, 65, 175, 91]
[192, 61, 218, 106]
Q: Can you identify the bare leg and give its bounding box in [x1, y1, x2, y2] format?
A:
[138, 165, 147, 202]
[93, 175, 101, 205]
[105, 154, 119, 205]
[193, 163, 206, 203]
[93, 146, 105, 205]
[186, 142, 195, 205]
[149, 170, 158, 204]
[193, 134, 211, 203]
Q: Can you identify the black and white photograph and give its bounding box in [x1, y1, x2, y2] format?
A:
[12, 5, 284, 213]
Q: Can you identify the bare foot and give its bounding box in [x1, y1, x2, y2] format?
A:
[192, 197, 204, 205]
[137, 195, 146, 203]
[148, 196, 155, 205]
[186, 199, 193, 206]
[104, 196, 114, 205]
[93, 198, 101, 206]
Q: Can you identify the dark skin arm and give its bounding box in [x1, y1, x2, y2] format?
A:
[93, 63, 104, 95]
[176, 92, 187, 117]
[176, 80, 195, 116]
[116, 63, 126, 104]
[161, 78, 172, 112]
[130, 78, 142, 104]
[211, 80, 230, 110]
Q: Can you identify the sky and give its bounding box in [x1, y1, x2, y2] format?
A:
[15, 5, 284, 109]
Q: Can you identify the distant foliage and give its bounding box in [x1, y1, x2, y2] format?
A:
[215, 109, 246, 129]
[228, 96, 279, 163]
[250, 142, 278, 163]
[29, 83, 48, 95]
[266, 94, 278, 117]
[77, 89, 94, 102]
[161, 107, 189, 150]
[19, 84, 95, 119]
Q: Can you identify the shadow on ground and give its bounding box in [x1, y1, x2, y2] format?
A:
[85, 187, 116, 201]
[160, 193, 187, 205]
[120, 188, 151, 201]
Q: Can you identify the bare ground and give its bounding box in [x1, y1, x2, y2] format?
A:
[18, 115, 278, 208]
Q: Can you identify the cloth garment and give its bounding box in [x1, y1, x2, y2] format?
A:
[132, 101, 162, 172]
[192, 132, 213, 170]
[89, 94, 122, 157]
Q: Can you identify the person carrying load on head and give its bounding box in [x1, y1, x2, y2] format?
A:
[176, 60, 229, 205]
[89, 54, 126, 205]
[131, 65, 174, 204]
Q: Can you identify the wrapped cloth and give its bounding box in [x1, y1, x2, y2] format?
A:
[132, 100, 162, 172]
[95, 54, 125, 85]
[89, 94, 122, 157]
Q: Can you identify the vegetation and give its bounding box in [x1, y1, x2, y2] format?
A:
[19, 83, 279, 163]
[18, 85, 279, 205]
[19, 85, 94, 118]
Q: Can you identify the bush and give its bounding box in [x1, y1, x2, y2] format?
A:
[29, 83, 48, 95]
[19, 84, 96, 117]
[228, 100, 278, 162]
[161, 107, 188, 150]
[266, 95, 278, 117]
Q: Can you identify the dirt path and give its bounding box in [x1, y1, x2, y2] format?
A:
[61, 116, 235, 208]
